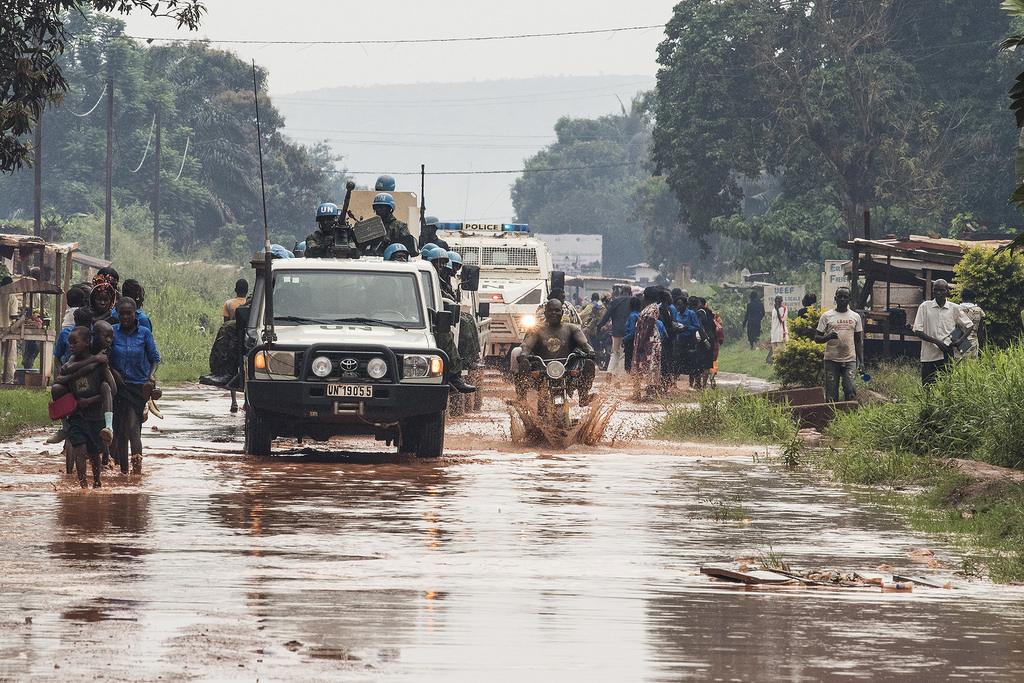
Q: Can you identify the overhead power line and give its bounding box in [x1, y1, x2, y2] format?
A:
[68, 83, 107, 117]
[129, 114, 157, 173]
[126, 24, 663, 46]
[346, 162, 640, 176]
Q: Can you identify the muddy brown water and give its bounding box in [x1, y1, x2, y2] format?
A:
[2, 377, 1024, 681]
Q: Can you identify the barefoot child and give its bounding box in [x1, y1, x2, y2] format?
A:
[52, 327, 116, 488]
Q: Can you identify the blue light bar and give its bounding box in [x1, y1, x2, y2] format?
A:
[502, 223, 530, 233]
[436, 222, 463, 231]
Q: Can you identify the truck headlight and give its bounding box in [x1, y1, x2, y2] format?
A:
[520, 314, 537, 330]
[311, 355, 333, 378]
[254, 350, 296, 376]
[367, 357, 388, 379]
[403, 354, 444, 378]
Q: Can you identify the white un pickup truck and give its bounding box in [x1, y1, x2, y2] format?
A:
[236, 256, 460, 458]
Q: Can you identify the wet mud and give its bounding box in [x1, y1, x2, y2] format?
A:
[2, 371, 1024, 681]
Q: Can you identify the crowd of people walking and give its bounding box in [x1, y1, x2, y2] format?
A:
[579, 284, 724, 401]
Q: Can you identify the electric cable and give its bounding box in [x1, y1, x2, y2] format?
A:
[129, 114, 157, 173]
[345, 162, 640, 176]
[126, 24, 663, 46]
[68, 83, 107, 117]
[174, 135, 190, 181]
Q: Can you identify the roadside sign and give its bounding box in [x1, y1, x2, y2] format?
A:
[763, 284, 805, 314]
[822, 260, 851, 306]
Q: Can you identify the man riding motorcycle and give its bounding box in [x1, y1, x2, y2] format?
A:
[515, 298, 596, 407]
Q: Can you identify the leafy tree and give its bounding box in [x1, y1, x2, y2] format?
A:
[953, 246, 1024, 345]
[653, 0, 1016, 276]
[511, 98, 659, 276]
[0, 10, 345, 254]
[1, 0, 204, 172]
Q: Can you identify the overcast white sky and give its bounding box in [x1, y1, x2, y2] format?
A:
[120, 0, 675, 94]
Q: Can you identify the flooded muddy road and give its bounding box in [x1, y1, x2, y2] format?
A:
[2, 374, 1024, 681]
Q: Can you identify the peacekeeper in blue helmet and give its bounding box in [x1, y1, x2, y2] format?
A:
[369, 192, 417, 256]
[383, 243, 410, 262]
[304, 202, 342, 257]
[420, 244, 474, 394]
[375, 175, 396, 192]
[423, 245, 457, 301]
[419, 215, 450, 251]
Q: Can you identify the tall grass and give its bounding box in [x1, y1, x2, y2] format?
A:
[716, 341, 773, 380]
[828, 345, 1024, 470]
[0, 389, 51, 439]
[655, 390, 798, 444]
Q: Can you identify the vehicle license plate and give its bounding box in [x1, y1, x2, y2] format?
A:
[327, 384, 373, 398]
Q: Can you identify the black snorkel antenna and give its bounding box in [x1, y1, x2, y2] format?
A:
[252, 60, 275, 345]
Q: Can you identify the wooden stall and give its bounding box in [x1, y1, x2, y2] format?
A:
[840, 235, 1009, 359]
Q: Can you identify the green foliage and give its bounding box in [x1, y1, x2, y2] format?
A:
[865, 359, 923, 401]
[654, 390, 798, 444]
[0, 1, 204, 171]
[812, 446, 941, 488]
[0, 389, 51, 440]
[653, 0, 1017, 277]
[790, 305, 821, 341]
[511, 98, 668, 276]
[771, 338, 824, 388]
[827, 345, 1024, 470]
[0, 10, 344, 255]
[952, 246, 1024, 345]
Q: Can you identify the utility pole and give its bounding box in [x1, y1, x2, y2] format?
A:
[104, 76, 114, 260]
[152, 102, 161, 251]
[33, 110, 42, 238]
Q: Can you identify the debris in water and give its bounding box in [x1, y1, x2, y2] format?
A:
[700, 563, 953, 592]
[284, 640, 303, 652]
[908, 547, 935, 559]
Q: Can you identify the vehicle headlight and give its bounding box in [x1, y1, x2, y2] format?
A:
[254, 350, 296, 376]
[367, 357, 388, 379]
[545, 360, 566, 379]
[520, 314, 537, 329]
[311, 355, 333, 378]
[403, 354, 444, 378]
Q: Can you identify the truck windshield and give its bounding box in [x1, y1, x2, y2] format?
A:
[271, 270, 424, 328]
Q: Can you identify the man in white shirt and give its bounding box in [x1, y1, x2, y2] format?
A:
[912, 279, 973, 385]
[815, 287, 863, 402]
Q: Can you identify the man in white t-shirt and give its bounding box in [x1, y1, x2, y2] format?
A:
[912, 279, 973, 385]
[815, 287, 863, 402]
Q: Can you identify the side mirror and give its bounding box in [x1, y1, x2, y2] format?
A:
[477, 301, 490, 319]
[550, 270, 565, 296]
[460, 264, 480, 292]
[235, 304, 251, 328]
[433, 309, 453, 334]
[445, 302, 460, 318]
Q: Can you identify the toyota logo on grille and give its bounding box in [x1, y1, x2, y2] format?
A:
[339, 358, 358, 372]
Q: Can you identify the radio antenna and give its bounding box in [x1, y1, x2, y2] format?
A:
[252, 60, 275, 344]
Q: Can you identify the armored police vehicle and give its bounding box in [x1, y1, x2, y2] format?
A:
[437, 222, 557, 366]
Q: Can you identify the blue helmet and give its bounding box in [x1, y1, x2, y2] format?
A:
[316, 202, 340, 223]
[419, 244, 434, 259]
[384, 243, 409, 261]
[447, 251, 462, 266]
[294, 240, 307, 255]
[372, 193, 395, 210]
[374, 175, 396, 192]
[426, 245, 448, 262]
[424, 215, 440, 227]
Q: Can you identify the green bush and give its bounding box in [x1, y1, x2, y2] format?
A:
[953, 246, 1024, 346]
[655, 390, 799, 444]
[772, 337, 824, 387]
[790, 305, 822, 340]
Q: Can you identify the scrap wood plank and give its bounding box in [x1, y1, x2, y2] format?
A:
[893, 574, 951, 589]
[700, 565, 795, 585]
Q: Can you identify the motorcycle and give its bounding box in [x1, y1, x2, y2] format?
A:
[523, 352, 587, 429]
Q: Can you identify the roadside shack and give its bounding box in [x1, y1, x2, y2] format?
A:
[838, 235, 1009, 359]
[0, 234, 103, 386]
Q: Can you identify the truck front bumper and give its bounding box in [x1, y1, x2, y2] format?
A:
[246, 379, 449, 423]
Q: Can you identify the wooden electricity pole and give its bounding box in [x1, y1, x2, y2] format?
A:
[152, 103, 161, 250]
[33, 111, 42, 238]
[104, 76, 114, 260]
